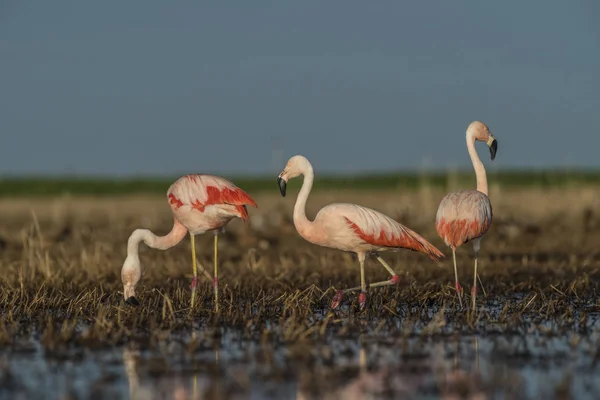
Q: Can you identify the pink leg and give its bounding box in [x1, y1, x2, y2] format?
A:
[331, 254, 368, 310]
[368, 274, 400, 288]
[330, 274, 400, 309]
[370, 255, 401, 288]
[190, 276, 198, 289]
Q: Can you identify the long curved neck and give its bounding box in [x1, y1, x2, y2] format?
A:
[466, 134, 488, 195]
[293, 162, 315, 234]
[127, 218, 187, 257]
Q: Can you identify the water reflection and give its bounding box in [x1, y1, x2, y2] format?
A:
[121, 326, 222, 400]
[1, 330, 599, 399]
[295, 342, 384, 400]
[122, 345, 206, 400]
[438, 337, 485, 400]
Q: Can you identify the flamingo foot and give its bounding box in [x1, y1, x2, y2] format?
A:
[358, 292, 367, 310]
[331, 290, 343, 310]
[390, 274, 400, 284]
[190, 276, 198, 289]
[213, 276, 219, 288]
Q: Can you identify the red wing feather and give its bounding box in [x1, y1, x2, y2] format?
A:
[345, 217, 444, 261]
[207, 185, 258, 208]
[168, 175, 257, 221]
[435, 190, 492, 248]
[168, 193, 184, 209]
[204, 186, 257, 221]
[436, 218, 490, 248]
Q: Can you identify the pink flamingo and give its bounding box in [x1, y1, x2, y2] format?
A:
[120, 174, 257, 311]
[435, 121, 498, 311]
[277, 155, 445, 310]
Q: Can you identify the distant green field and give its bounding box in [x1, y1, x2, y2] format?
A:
[0, 169, 599, 197]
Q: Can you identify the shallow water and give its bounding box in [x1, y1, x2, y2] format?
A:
[2, 313, 600, 400]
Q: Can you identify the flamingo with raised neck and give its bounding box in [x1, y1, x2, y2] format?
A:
[435, 120, 498, 311]
[277, 155, 444, 310]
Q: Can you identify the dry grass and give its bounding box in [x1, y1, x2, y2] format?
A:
[0, 186, 599, 348]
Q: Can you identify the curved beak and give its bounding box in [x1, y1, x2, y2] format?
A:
[123, 283, 140, 306]
[277, 176, 287, 197]
[487, 136, 498, 161]
[125, 296, 140, 306]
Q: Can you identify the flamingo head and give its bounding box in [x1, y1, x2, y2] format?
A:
[121, 254, 141, 306]
[467, 121, 498, 161]
[277, 155, 311, 197]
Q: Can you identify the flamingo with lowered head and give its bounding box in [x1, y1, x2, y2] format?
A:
[435, 120, 498, 311]
[120, 174, 257, 311]
[277, 155, 445, 310]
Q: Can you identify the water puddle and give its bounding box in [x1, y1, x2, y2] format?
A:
[2, 317, 600, 399]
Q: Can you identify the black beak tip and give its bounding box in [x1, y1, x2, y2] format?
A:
[125, 296, 140, 307]
[489, 139, 498, 161]
[277, 177, 287, 197]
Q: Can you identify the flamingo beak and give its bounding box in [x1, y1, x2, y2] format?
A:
[123, 283, 140, 306]
[125, 296, 140, 306]
[277, 176, 287, 197]
[487, 136, 498, 161]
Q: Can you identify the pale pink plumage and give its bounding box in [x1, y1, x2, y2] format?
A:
[436, 190, 492, 248]
[167, 174, 256, 232]
[300, 203, 444, 260]
[278, 155, 444, 310]
[120, 174, 257, 306]
[435, 120, 498, 311]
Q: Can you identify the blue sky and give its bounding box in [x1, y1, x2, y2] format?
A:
[1, 1, 598, 176]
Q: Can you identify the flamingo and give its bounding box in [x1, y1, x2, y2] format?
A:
[277, 155, 445, 310]
[435, 120, 498, 311]
[120, 174, 257, 311]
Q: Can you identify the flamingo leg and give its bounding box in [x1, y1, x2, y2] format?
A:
[452, 248, 463, 307]
[358, 256, 367, 310]
[472, 252, 478, 312]
[375, 255, 396, 276]
[337, 285, 363, 294]
[331, 253, 367, 310]
[331, 253, 368, 310]
[471, 238, 482, 312]
[213, 233, 219, 313]
[330, 255, 400, 309]
[334, 275, 401, 295]
[190, 233, 198, 310]
[194, 258, 214, 282]
[477, 273, 487, 297]
[370, 255, 401, 287]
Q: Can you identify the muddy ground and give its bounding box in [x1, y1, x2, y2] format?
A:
[0, 187, 600, 399]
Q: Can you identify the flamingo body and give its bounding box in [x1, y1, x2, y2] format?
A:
[305, 203, 444, 259]
[435, 190, 492, 249]
[167, 174, 257, 235]
[278, 155, 444, 309]
[120, 173, 257, 306]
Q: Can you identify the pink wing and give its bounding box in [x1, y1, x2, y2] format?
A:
[167, 174, 257, 221]
[435, 190, 492, 248]
[333, 204, 444, 261]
